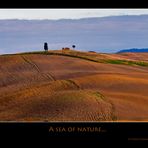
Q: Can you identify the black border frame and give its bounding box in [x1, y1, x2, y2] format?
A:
[0, 7, 148, 145]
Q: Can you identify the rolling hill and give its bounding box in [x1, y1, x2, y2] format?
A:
[117, 48, 148, 53]
[0, 50, 148, 121]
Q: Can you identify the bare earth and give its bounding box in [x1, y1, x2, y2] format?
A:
[0, 51, 148, 121]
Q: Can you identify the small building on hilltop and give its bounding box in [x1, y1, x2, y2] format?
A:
[62, 47, 70, 51]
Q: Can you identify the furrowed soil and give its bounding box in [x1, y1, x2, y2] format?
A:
[0, 50, 148, 121]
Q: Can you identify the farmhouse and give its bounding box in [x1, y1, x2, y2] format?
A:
[62, 47, 70, 51]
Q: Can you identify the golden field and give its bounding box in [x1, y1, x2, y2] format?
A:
[0, 50, 148, 121]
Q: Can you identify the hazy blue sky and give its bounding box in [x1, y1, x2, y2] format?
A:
[1, 9, 148, 19]
[1, 9, 148, 54]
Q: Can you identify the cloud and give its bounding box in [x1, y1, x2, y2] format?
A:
[1, 9, 148, 20]
[1, 15, 148, 54]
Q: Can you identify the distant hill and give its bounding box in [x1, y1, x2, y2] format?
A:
[117, 48, 148, 53]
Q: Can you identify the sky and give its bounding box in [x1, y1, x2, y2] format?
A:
[0, 9, 148, 19]
[1, 9, 148, 54]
